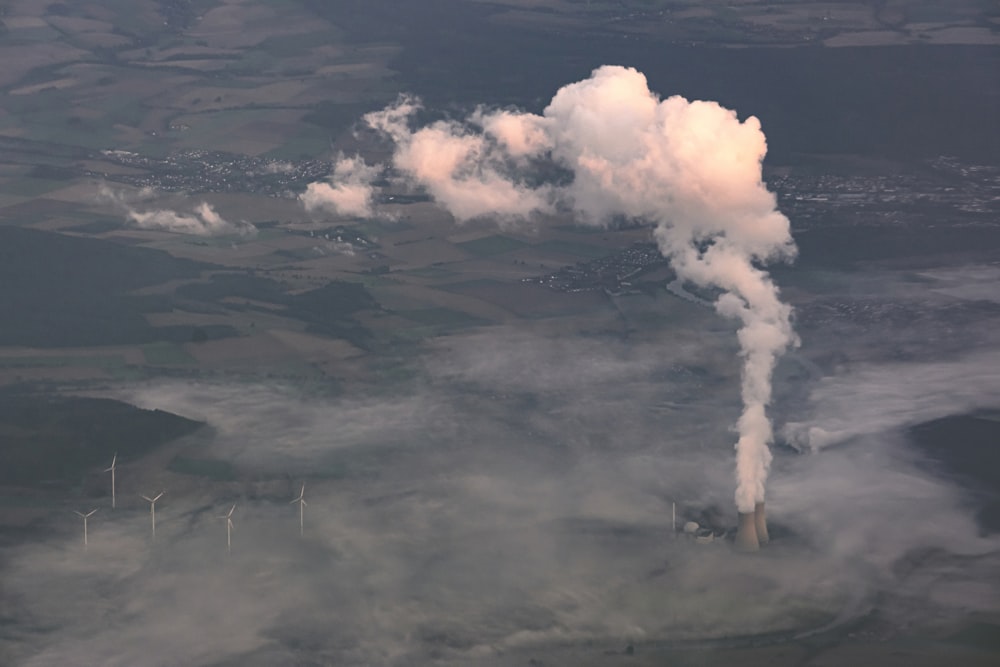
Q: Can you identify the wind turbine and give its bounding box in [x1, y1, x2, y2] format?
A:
[141, 491, 164, 540]
[218, 504, 236, 554]
[74, 509, 98, 550]
[290, 483, 307, 537]
[104, 453, 117, 508]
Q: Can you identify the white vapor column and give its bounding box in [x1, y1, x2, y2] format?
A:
[354, 66, 798, 524]
[98, 186, 257, 237]
[300, 155, 381, 218]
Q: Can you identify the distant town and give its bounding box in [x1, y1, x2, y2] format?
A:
[82, 147, 1000, 222]
[90, 147, 333, 197]
[61, 144, 997, 300]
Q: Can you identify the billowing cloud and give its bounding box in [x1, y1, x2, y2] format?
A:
[126, 201, 252, 237]
[99, 185, 256, 237]
[299, 154, 382, 219]
[353, 66, 797, 514]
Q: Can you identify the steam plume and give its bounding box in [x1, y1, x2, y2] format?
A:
[99, 186, 256, 237]
[299, 154, 381, 219]
[329, 65, 797, 512]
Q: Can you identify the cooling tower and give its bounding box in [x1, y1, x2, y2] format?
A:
[754, 502, 769, 544]
[735, 512, 759, 552]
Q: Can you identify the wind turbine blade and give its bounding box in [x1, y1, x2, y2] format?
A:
[153, 492, 164, 502]
[74, 511, 85, 518]
[228, 504, 236, 517]
[301, 483, 305, 496]
[141, 495, 153, 502]
[85, 509, 98, 517]
[104, 453, 117, 472]
[290, 497, 299, 504]
[301, 499, 307, 507]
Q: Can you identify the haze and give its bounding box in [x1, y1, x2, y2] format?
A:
[0, 1, 998, 665]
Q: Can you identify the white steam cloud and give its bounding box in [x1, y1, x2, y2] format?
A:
[127, 202, 253, 237]
[325, 65, 797, 513]
[99, 186, 256, 237]
[299, 154, 381, 218]
[783, 349, 1000, 453]
[302, 66, 798, 511]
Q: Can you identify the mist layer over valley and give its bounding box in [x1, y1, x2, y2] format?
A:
[5, 257, 1000, 664]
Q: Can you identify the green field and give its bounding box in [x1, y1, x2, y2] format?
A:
[398, 266, 460, 279]
[387, 325, 441, 342]
[0, 494, 60, 508]
[261, 125, 331, 160]
[259, 30, 343, 57]
[170, 108, 289, 148]
[0, 395, 203, 485]
[434, 278, 505, 292]
[0, 353, 144, 379]
[396, 307, 489, 328]
[167, 455, 237, 481]
[348, 274, 402, 289]
[3, 177, 71, 198]
[533, 239, 609, 260]
[142, 342, 197, 365]
[6, 86, 126, 150]
[0, 354, 127, 369]
[457, 235, 529, 256]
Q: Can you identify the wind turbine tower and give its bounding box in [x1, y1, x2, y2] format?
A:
[291, 483, 307, 537]
[141, 491, 164, 540]
[218, 504, 236, 554]
[74, 509, 98, 550]
[104, 453, 117, 508]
